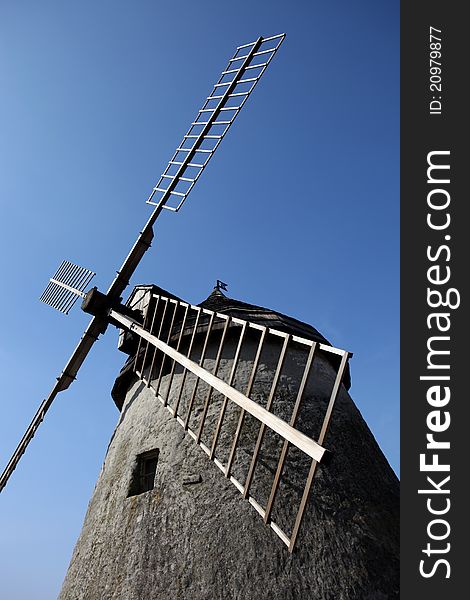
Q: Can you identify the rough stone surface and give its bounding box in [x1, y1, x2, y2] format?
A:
[59, 325, 399, 600]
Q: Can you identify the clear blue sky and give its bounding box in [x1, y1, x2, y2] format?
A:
[0, 1, 399, 598]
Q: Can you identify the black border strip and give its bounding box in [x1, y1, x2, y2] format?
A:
[401, 3, 466, 597]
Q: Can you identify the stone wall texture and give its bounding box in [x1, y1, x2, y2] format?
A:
[59, 326, 399, 600]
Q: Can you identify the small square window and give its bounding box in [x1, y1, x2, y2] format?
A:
[128, 449, 159, 496]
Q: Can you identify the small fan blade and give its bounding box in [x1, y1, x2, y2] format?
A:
[40, 260, 96, 315]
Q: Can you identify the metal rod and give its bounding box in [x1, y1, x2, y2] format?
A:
[161, 175, 194, 183]
[60, 295, 80, 316]
[185, 134, 221, 140]
[228, 45, 279, 64]
[60, 261, 86, 285]
[41, 281, 66, 306]
[220, 69, 238, 76]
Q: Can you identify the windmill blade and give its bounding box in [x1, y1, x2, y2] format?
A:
[107, 292, 351, 552]
[147, 34, 286, 212]
[0, 315, 107, 493]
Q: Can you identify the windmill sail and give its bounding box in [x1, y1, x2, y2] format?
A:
[108, 292, 351, 552]
[147, 34, 285, 212]
[0, 34, 285, 494]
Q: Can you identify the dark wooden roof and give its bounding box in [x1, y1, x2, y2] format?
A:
[200, 288, 331, 346]
[198, 287, 350, 389]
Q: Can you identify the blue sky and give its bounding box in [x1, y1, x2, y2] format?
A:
[0, 1, 399, 598]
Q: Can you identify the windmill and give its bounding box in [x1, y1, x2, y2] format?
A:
[1, 33, 399, 599]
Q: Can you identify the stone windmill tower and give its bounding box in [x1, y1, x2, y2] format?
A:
[0, 34, 399, 599]
[60, 284, 399, 599]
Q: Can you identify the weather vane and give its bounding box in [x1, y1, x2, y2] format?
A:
[216, 280, 228, 291]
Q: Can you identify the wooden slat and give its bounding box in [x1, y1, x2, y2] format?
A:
[183, 312, 215, 430]
[224, 326, 268, 479]
[210, 321, 247, 459]
[141, 296, 164, 381]
[133, 298, 154, 374]
[264, 342, 317, 524]
[173, 307, 202, 417]
[147, 297, 170, 386]
[163, 304, 190, 406]
[243, 333, 290, 498]
[288, 351, 349, 552]
[317, 351, 350, 446]
[196, 316, 231, 444]
[154, 300, 179, 395]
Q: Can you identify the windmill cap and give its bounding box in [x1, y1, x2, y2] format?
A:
[199, 288, 333, 348]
